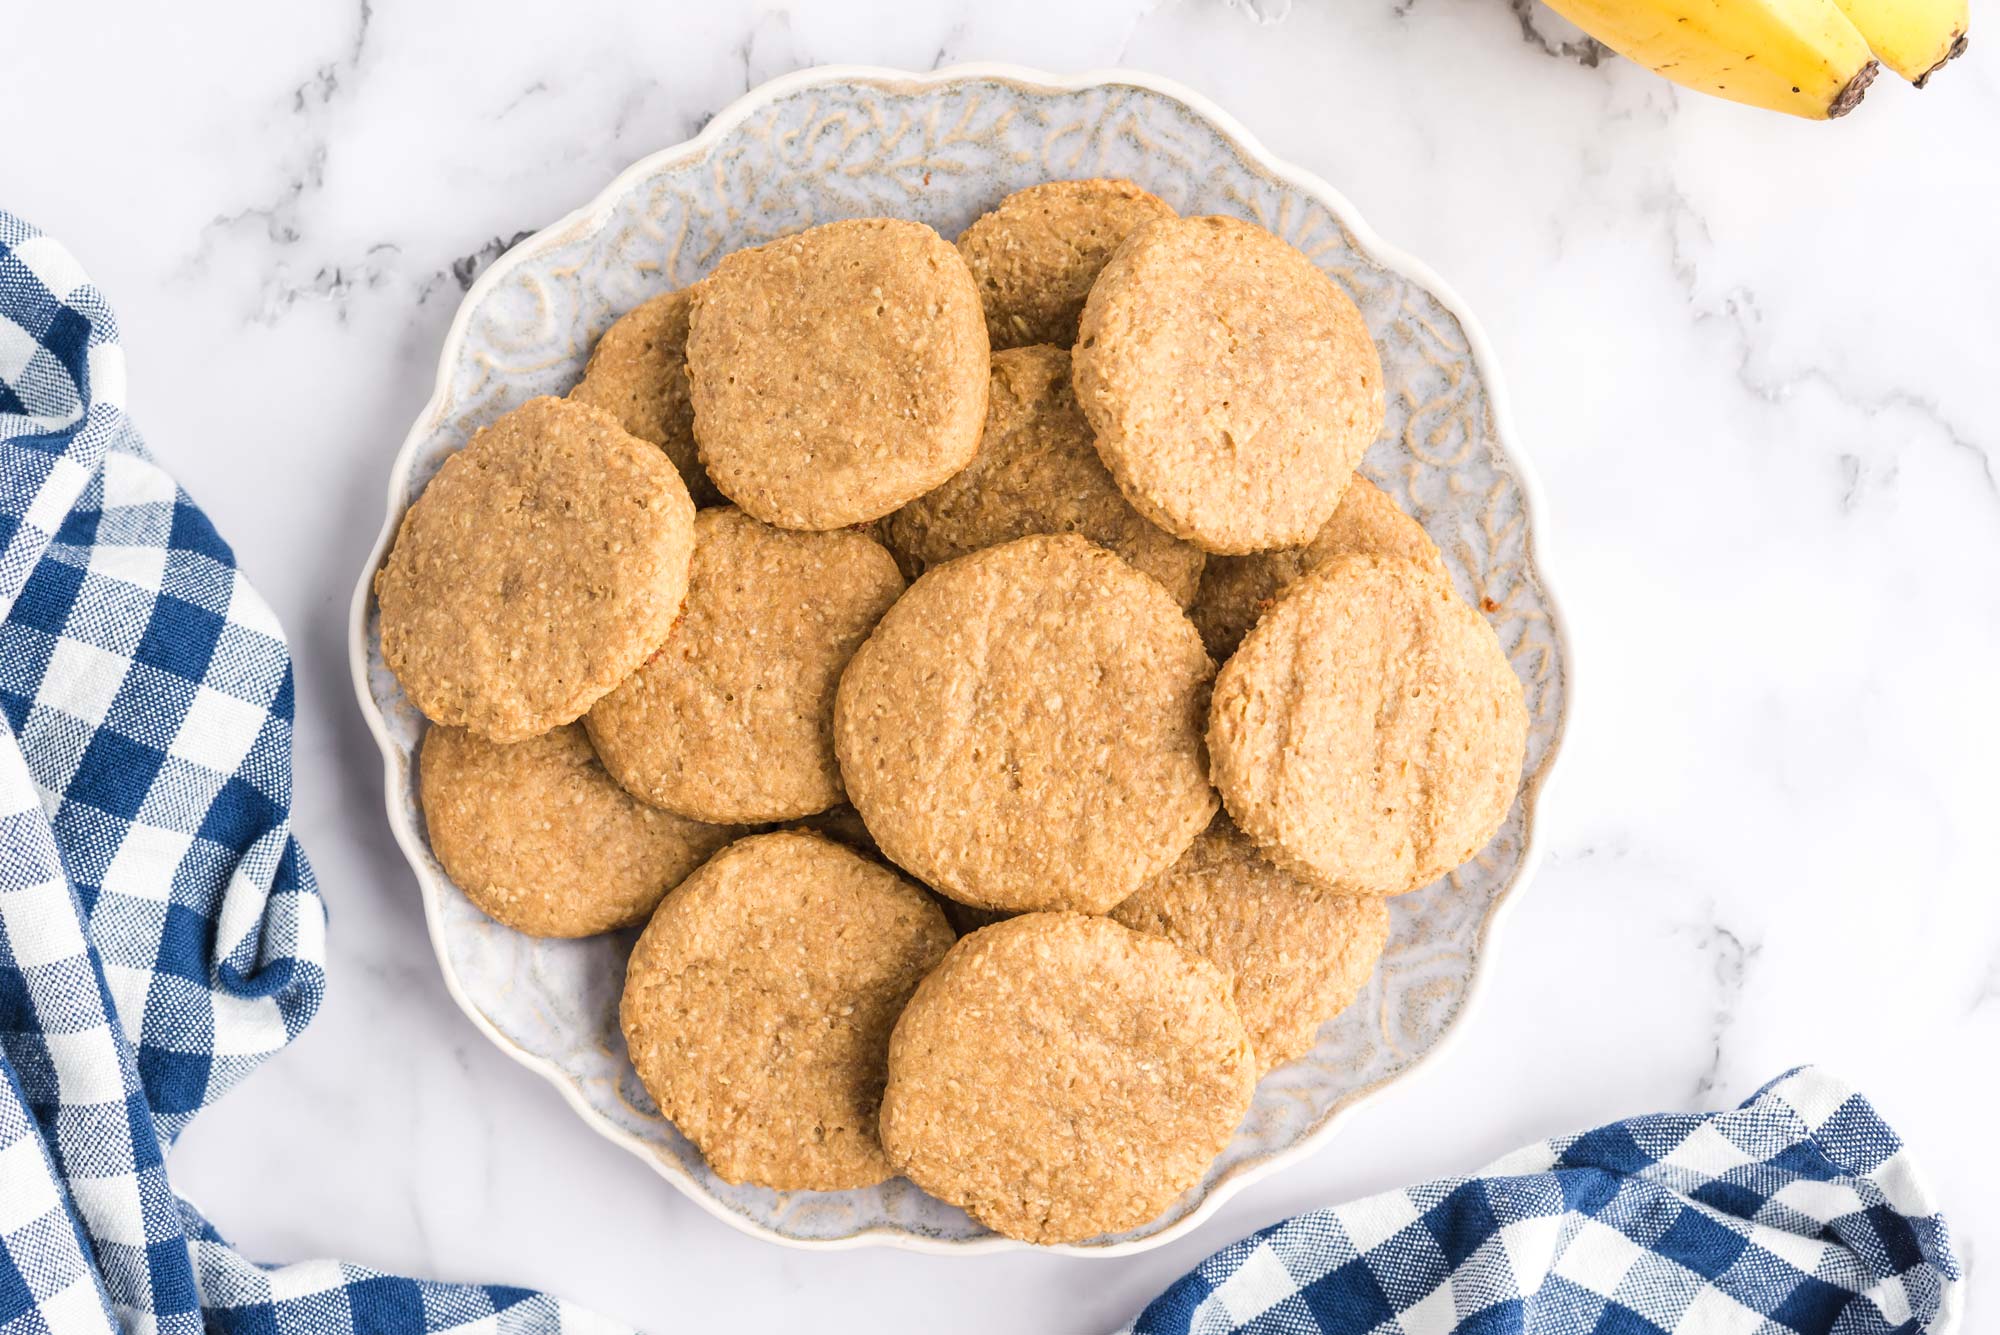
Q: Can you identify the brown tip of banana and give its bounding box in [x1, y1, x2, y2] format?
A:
[1829, 60, 1880, 117]
[1913, 33, 1970, 89]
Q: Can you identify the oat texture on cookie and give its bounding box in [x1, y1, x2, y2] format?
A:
[834, 534, 1217, 915]
[620, 831, 955, 1192]
[1073, 215, 1385, 555]
[1208, 554, 1528, 896]
[587, 507, 905, 824]
[568, 287, 720, 505]
[884, 345, 1205, 606]
[685, 218, 989, 530]
[1192, 475, 1448, 661]
[420, 723, 737, 938]
[1113, 815, 1390, 1071]
[955, 178, 1176, 350]
[879, 913, 1256, 1244]
[375, 395, 696, 742]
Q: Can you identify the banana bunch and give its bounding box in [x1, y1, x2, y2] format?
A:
[1539, 0, 1971, 118]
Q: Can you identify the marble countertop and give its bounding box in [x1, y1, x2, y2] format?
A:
[3, 2, 1995, 1330]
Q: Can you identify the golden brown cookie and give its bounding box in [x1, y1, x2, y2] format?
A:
[835, 534, 1217, 914]
[880, 913, 1255, 1243]
[1191, 475, 1447, 660]
[620, 831, 954, 1191]
[587, 507, 905, 824]
[1112, 816, 1390, 1070]
[568, 288, 720, 505]
[419, 724, 736, 938]
[1073, 215, 1385, 554]
[686, 219, 988, 529]
[955, 179, 1176, 350]
[883, 345, 1205, 605]
[1208, 554, 1527, 896]
[375, 396, 695, 742]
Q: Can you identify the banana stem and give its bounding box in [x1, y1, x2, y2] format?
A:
[1914, 33, 1971, 88]
[1830, 59, 1882, 116]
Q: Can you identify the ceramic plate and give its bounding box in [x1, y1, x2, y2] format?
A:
[349, 63, 1572, 1255]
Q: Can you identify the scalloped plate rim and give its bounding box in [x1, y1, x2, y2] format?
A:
[346, 61, 1576, 1258]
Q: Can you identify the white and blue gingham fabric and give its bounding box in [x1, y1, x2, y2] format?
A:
[0, 210, 619, 1334]
[0, 209, 1963, 1335]
[1121, 1068, 1961, 1335]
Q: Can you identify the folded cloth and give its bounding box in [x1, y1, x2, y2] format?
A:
[0, 210, 618, 1333]
[1120, 1068, 1960, 1335]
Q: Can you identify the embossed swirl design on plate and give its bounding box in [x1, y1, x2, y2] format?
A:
[355, 68, 1570, 1254]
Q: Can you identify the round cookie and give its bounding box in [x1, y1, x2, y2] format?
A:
[587, 507, 905, 824]
[620, 831, 954, 1191]
[568, 287, 720, 505]
[835, 534, 1217, 915]
[1208, 554, 1528, 896]
[1073, 215, 1385, 554]
[375, 396, 696, 742]
[685, 218, 989, 530]
[883, 345, 1205, 606]
[1112, 816, 1390, 1071]
[955, 179, 1176, 350]
[419, 723, 736, 938]
[880, 913, 1255, 1244]
[1191, 475, 1448, 660]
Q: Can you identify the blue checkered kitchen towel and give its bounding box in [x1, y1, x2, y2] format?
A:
[0, 210, 1963, 1335]
[0, 211, 617, 1333]
[1123, 1069, 1961, 1335]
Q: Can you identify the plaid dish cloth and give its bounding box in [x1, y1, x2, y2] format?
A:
[0, 210, 616, 1333]
[1121, 1068, 1961, 1335]
[0, 209, 1962, 1335]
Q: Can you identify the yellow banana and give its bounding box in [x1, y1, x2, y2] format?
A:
[1831, 0, 1970, 83]
[1540, 0, 1881, 119]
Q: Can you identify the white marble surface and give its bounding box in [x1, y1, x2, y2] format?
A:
[2, 2, 1995, 1331]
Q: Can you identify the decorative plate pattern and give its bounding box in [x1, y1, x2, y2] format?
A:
[349, 65, 1571, 1255]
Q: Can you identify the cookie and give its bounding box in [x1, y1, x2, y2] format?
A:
[955, 179, 1176, 350]
[1073, 215, 1385, 554]
[686, 218, 988, 529]
[568, 287, 720, 505]
[1191, 475, 1447, 660]
[835, 534, 1217, 914]
[1112, 816, 1390, 1070]
[587, 507, 905, 824]
[879, 912, 1255, 1244]
[1208, 554, 1527, 896]
[419, 724, 736, 938]
[375, 396, 696, 742]
[620, 831, 954, 1191]
[883, 345, 1205, 605]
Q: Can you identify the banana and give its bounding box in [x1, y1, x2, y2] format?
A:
[1831, 0, 1970, 84]
[1540, 0, 1881, 119]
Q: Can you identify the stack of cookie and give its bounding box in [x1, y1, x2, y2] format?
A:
[378, 181, 1528, 1245]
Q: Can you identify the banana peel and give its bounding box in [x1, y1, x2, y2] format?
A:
[1833, 0, 1971, 84]
[1538, 0, 1970, 119]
